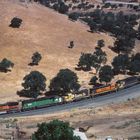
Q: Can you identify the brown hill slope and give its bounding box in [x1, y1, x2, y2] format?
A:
[0, 0, 114, 102]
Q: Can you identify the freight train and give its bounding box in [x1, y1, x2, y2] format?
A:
[0, 76, 140, 115]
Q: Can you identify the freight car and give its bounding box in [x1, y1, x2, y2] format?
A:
[73, 89, 90, 101]
[63, 89, 90, 102]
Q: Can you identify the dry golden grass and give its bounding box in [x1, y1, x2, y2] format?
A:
[0, 0, 115, 102]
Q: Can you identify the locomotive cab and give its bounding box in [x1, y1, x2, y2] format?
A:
[6, 102, 20, 113]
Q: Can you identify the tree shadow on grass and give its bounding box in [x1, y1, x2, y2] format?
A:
[0, 69, 11, 73]
[17, 90, 34, 98]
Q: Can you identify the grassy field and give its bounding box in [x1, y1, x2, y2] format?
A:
[0, 1, 140, 140]
[0, 0, 115, 102]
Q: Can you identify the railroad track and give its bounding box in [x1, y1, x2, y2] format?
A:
[0, 84, 140, 118]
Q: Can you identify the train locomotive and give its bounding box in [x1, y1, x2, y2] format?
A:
[0, 96, 63, 114]
[0, 102, 20, 114]
[0, 76, 140, 115]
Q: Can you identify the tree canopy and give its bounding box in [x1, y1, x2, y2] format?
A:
[30, 52, 42, 66]
[97, 39, 105, 48]
[77, 53, 94, 71]
[22, 71, 47, 98]
[59, 2, 69, 14]
[32, 120, 81, 140]
[129, 53, 140, 73]
[137, 23, 140, 40]
[112, 54, 130, 74]
[77, 49, 107, 71]
[0, 58, 14, 72]
[9, 17, 22, 28]
[129, 60, 140, 74]
[94, 48, 107, 64]
[68, 41, 74, 48]
[49, 69, 80, 93]
[99, 65, 114, 83]
[84, 10, 138, 42]
[68, 12, 79, 21]
[113, 36, 135, 53]
[89, 76, 98, 85]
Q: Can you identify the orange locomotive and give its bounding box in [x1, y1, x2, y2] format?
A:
[0, 102, 19, 114]
[90, 84, 118, 97]
[95, 84, 117, 95]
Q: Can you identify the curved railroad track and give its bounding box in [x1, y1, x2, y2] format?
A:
[0, 84, 140, 118]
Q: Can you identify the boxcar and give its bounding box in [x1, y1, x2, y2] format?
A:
[22, 96, 63, 110]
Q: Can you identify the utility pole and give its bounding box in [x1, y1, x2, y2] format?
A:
[11, 131, 14, 140]
[15, 124, 20, 140]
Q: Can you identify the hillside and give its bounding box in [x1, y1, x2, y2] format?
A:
[0, 0, 115, 102]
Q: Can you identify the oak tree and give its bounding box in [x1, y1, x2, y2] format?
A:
[32, 120, 81, 140]
[22, 71, 46, 98]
